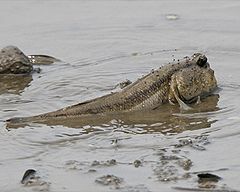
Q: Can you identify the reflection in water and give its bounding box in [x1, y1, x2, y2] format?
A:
[0, 74, 33, 95]
[6, 94, 219, 133]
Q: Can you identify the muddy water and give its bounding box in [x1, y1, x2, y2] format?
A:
[1, 0, 240, 191]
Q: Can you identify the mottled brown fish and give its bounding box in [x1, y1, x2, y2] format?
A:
[7, 53, 217, 125]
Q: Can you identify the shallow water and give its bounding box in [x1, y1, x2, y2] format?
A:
[1, 0, 240, 191]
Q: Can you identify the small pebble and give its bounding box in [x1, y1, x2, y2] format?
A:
[21, 169, 36, 184]
[133, 160, 142, 168]
[166, 14, 179, 20]
[197, 173, 221, 182]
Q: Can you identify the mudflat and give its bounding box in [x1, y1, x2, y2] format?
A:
[0, 1, 240, 192]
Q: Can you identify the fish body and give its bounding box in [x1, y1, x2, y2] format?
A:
[12, 53, 217, 123]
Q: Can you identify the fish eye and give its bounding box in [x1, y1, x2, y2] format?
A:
[201, 62, 209, 68]
[196, 55, 208, 68]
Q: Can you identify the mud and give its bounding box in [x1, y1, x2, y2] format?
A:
[1, 0, 240, 192]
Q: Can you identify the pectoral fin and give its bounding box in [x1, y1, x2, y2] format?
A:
[195, 96, 201, 105]
[174, 93, 192, 110]
[170, 82, 192, 111]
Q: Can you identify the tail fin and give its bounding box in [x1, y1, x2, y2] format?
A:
[5, 117, 33, 129]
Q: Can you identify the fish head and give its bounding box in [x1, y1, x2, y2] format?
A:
[169, 61, 217, 104]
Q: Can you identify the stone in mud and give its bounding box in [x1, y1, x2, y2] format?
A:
[197, 173, 222, 189]
[21, 169, 50, 191]
[0, 45, 59, 74]
[21, 169, 37, 185]
[133, 160, 142, 168]
[0, 46, 33, 74]
[165, 14, 179, 20]
[197, 173, 222, 183]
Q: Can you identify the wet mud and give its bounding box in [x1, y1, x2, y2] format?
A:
[1, 0, 240, 192]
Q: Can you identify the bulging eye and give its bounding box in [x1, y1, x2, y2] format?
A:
[202, 62, 210, 68]
[196, 55, 208, 68]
